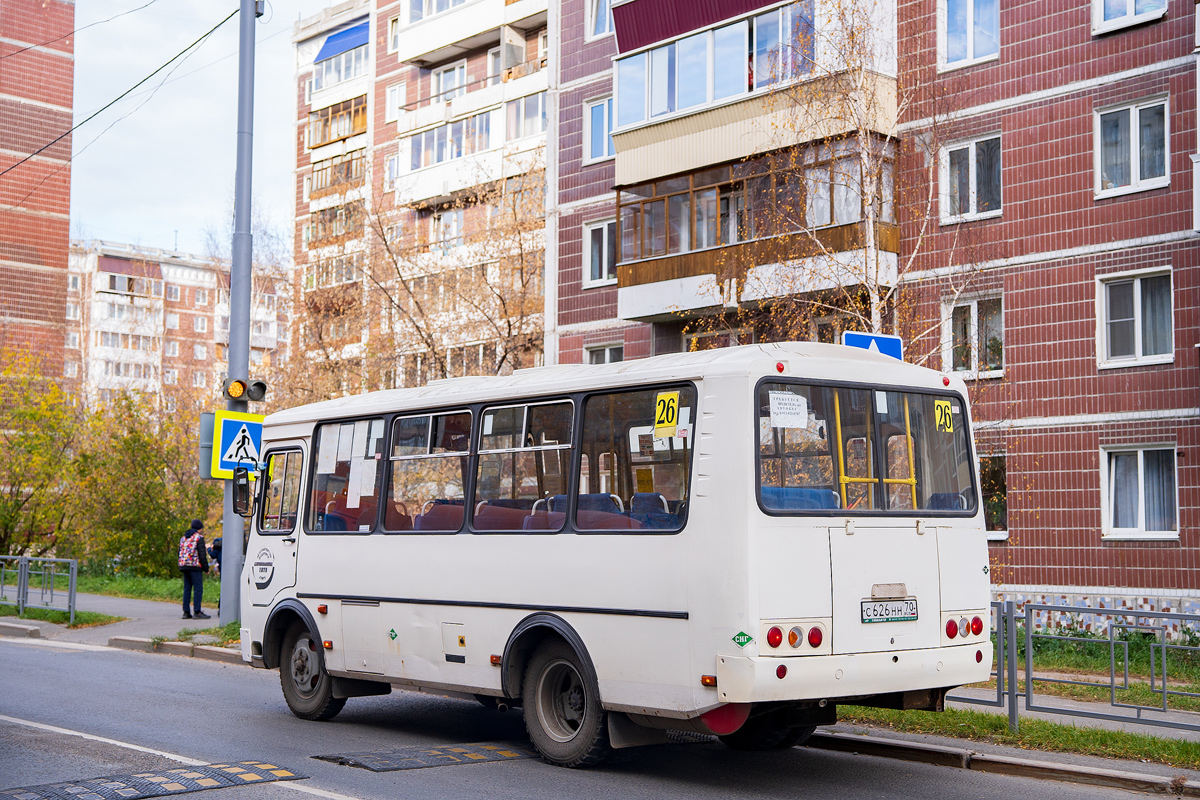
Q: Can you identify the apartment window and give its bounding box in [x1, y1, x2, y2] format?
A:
[194, 316, 207, 333]
[195, 288, 208, 305]
[806, 152, 862, 228]
[388, 16, 400, 51]
[166, 284, 180, 301]
[614, 3, 812, 128]
[65, 331, 79, 349]
[63, 361, 77, 378]
[192, 371, 207, 389]
[305, 205, 362, 246]
[312, 43, 368, 92]
[941, 0, 999, 68]
[538, 31, 549, 62]
[584, 220, 617, 285]
[251, 349, 265, 366]
[1096, 99, 1168, 197]
[584, 97, 615, 162]
[66, 302, 79, 320]
[506, 92, 547, 140]
[946, 296, 1003, 376]
[194, 344, 207, 360]
[308, 96, 368, 149]
[164, 369, 178, 385]
[308, 253, 363, 289]
[1099, 270, 1172, 366]
[1094, 0, 1166, 34]
[588, 0, 613, 38]
[311, 150, 365, 193]
[385, 83, 406, 123]
[980, 454, 1007, 540]
[1102, 445, 1177, 539]
[487, 48, 502, 86]
[409, 0, 466, 24]
[409, 112, 492, 170]
[69, 275, 79, 291]
[385, 155, 402, 191]
[165, 340, 179, 357]
[433, 62, 466, 102]
[941, 135, 1001, 221]
[151, 280, 163, 297]
[587, 345, 624, 364]
[431, 209, 464, 252]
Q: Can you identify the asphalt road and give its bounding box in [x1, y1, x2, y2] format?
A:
[0, 638, 1145, 799]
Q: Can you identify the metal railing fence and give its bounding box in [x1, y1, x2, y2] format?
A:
[0, 556, 77, 625]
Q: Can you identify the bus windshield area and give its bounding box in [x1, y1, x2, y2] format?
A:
[757, 381, 976, 515]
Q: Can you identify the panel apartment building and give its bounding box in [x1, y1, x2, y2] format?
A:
[0, 0, 74, 370]
[293, 0, 550, 391]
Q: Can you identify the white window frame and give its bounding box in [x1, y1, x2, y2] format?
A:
[487, 47, 502, 86]
[166, 284, 180, 301]
[65, 331, 79, 349]
[66, 301, 79, 320]
[939, 134, 1002, 223]
[979, 453, 1008, 542]
[1094, 97, 1170, 198]
[388, 16, 401, 52]
[194, 316, 207, 333]
[194, 344, 207, 360]
[1092, 0, 1167, 36]
[586, 0, 614, 40]
[1095, 267, 1174, 368]
[941, 294, 1004, 379]
[937, 0, 1001, 71]
[164, 368, 178, 385]
[583, 219, 618, 287]
[166, 312, 179, 330]
[583, 96, 615, 164]
[1100, 443, 1178, 540]
[63, 361, 77, 378]
[433, 60, 467, 102]
[385, 82, 406, 123]
[385, 154, 402, 191]
[586, 344, 624, 364]
[69, 275, 79, 291]
[165, 340, 179, 357]
[195, 288, 208, 305]
[192, 371, 207, 389]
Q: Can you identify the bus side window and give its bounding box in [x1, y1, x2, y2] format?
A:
[260, 450, 303, 533]
[308, 418, 386, 533]
[387, 411, 470, 533]
[474, 401, 573, 532]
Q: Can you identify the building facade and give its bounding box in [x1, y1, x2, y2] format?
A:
[66, 241, 286, 409]
[0, 0, 74, 369]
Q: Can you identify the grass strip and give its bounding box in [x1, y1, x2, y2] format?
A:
[74, 574, 220, 608]
[0, 603, 124, 628]
[174, 619, 241, 649]
[840, 705, 1200, 770]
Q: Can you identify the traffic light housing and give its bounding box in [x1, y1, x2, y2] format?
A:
[224, 378, 268, 402]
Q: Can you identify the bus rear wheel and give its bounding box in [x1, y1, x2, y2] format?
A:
[718, 709, 815, 751]
[280, 621, 345, 721]
[522, 640, 611, 767]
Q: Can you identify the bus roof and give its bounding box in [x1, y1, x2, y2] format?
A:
[265, 341, 960, 427]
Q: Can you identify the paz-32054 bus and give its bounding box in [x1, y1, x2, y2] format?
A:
[237, 342, 992, 767]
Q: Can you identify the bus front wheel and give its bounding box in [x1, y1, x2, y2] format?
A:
[522, 640, 611, 767]
[280, 621, 345, 721]
[718, 709, 815, 750]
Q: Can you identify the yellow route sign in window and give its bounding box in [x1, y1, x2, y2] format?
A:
[654, 391, 679, 439]
[934, 399, 954, 433]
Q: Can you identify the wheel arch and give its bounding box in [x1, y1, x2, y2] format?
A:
[501, 613, 598, 700]
[263, 598, 320, 670]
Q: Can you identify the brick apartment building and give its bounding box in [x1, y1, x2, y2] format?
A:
[292, 0, 550, 389]
[0, 0, 74, 369]
[66, 241, 287, 409]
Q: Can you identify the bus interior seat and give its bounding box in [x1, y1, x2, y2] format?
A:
[385, 502, 412, 531]
[413, 499, 464, 531]
[760, 486, 841, 510]
[474, 498, 535, 530]
[926, 492, 965, 510]
[629, 492, 677, 528]
[323, 500, 350, 531]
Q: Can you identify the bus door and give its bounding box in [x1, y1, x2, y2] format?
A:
[827, 389, 944, 654]
[250, 445, 305, 607]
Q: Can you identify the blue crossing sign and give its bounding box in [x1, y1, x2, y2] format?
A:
[842, 331, 904, 361]
[211, 409, 265, 479]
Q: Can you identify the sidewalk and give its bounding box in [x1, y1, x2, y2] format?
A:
[5, 591, 221, 646]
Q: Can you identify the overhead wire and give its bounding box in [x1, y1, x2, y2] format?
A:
[0, 0, 164, 63]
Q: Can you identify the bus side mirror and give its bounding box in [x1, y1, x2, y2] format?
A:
[233, 467, 253, 517]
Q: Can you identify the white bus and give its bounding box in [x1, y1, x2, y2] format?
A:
[238, 342, 992, 767]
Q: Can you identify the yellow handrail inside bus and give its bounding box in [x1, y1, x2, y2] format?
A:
[834, 390, 848, 508]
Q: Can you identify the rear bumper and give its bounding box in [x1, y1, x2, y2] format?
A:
[714, 643, 993, 704]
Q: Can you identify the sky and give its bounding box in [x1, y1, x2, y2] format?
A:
[69, 0, 331, 260]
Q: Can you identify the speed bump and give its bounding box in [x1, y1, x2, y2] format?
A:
[314, 742, 536, 771]
[0, 762, 305, 800]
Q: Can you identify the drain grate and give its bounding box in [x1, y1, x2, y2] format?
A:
[313, 742, 537, 772]
[0, 762, 305, 800]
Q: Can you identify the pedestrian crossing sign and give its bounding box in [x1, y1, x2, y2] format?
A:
[211, 409, 266, 479]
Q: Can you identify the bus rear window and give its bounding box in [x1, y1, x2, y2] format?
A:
[758, 382, 975, 515]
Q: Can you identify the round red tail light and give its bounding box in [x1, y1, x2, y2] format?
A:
[766, 626, 783, 648]
[776, 664, 787, 679]
[788, 626, 803, 648]
[807, 626, 823, 648]
[976, 649, 983, 663]
[945, 618, 958, 639]
[971, 616, 984, 636]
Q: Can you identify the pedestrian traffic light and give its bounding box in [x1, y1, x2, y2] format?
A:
[223, 378, 268, 402]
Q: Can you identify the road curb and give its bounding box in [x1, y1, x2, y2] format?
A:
[107, 636, 243, 665]
[193, 645, 243, 664]
[0, 622, 41, 638]
[810, 731, 1200, 795]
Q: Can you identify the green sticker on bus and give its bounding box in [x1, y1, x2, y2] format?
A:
[732, 631, 753, 647]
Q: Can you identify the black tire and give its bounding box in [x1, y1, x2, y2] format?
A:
[718, 709, 815, 751]
[521, 639, 611, 767]
[280, 621, 345, 721]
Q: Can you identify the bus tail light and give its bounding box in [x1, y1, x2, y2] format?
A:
[788, 626, 803, 648]
[945, 618, 958, 639]
[776, 664, 787, 679]
[701, 675, 717, 687]
[971, 616, 984, 636]
[766, 626, 783, 648]
[959, 618, 970, 638]
[976, 650, 983, 663]
[323, 640, 333, 649]
[807, 626, 823, 648]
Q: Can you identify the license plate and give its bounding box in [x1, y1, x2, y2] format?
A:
[861, 599, 918, 623]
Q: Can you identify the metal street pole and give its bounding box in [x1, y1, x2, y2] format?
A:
[221, 0, 259, 626]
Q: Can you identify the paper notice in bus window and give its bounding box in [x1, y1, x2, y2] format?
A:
[768, 392, 808, 429]
[336, 423, 354, 462]
[352, 420, 369, 456]
[369, 419, 384, 452]
[934, 399, 954, 433]
[654, 391, 680, 439]
[317, 436, 338, 474]
[636, 467, 654, 494]
[360, 457, 378, 492]
[638, 434, 654, 457]
[347, 457, 363, 509]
